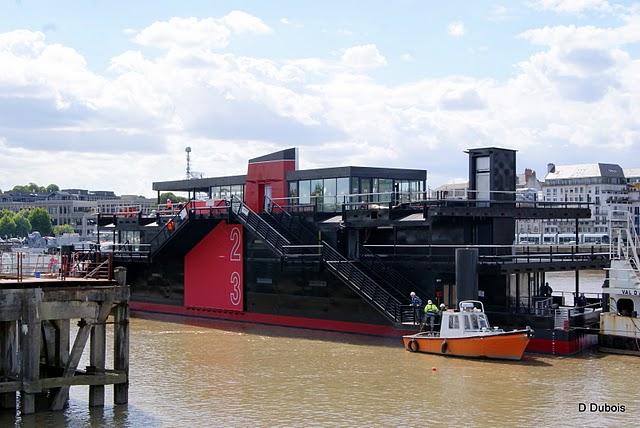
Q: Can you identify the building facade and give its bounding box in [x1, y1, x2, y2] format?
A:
[542, 163, 631, 236]
[0, 189, 156, 236]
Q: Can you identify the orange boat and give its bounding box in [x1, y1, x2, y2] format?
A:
[403, 301, 533, 360]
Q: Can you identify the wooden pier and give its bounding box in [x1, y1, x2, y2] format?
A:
[0, 275, 129, 415]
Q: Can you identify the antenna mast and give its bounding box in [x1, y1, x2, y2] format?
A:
[185, 147, 192, 179]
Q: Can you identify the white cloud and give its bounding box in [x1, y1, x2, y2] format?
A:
[489, 5, 511, 21]
[280, 17, 291, 25]
[341, 44, 387, 69]
[1, 12, 640, 194]
[519, 15, 640, 47]
[400, 53, 414, 62]
[133, 11, 271, 50]
[447, 21, 465, 37]
[531, 0, 612, 14]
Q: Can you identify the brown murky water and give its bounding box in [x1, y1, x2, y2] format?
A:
[3, 271, 639, 427]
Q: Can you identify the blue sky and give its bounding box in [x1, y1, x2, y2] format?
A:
[0, 0, 639, 195]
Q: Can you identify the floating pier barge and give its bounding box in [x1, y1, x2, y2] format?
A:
[0, 263, 129, 415]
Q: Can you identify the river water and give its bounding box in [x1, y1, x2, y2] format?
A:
[3, 271, 640, 427]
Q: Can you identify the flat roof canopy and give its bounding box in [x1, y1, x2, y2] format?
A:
[152, 175, 246, 192]
[287, 166, 426, 181]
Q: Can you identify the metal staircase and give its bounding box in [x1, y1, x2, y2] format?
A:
[610, 210, 640, 283]
[230, 196, 291, 257]
[139, 203, 228, 261]
[358, 244, 423, 301]
[265, 197, 418, 308]
[321, 243, 403, 323]
[230, 196, 404, 323]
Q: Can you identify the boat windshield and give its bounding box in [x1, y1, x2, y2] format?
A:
[478, 314, 489, 329]
[463, 314, 490, 330]
[469, 314, 480, 330]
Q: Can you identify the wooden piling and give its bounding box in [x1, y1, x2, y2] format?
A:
[0, 321, 18, 410]
[114, 302, 129, 405]
[19, 288, 42, 415]
[0, 277, 129, 416]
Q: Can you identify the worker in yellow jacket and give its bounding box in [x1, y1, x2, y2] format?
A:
[424, 300, 439, 331]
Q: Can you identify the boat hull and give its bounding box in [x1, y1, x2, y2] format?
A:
[402, 330, 531, 361]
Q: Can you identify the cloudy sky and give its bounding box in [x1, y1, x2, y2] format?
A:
[1, 0, 639, 196]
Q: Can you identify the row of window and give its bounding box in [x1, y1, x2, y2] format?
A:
[210, 185, 244, 201]
[547, 178, 626, 186]
[448, 313, 489, 330]
[288, 177, 425, 212]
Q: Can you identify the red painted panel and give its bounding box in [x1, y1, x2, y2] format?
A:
[245, 159, 296, 211]
[184, 221, 243, 311]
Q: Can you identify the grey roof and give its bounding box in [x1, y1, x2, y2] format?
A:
[152, 175, 247, 192]
[287, 166, 426, 181]
[545, 163, 624, 180]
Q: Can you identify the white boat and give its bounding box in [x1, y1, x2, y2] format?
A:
[403, 301, 533, 360]
[599, 211, 640, 355]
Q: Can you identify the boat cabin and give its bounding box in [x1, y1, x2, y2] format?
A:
[438, 301, 502, 338]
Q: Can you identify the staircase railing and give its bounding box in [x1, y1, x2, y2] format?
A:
[359, 244, 421, 301]
[230, 196, 406, 323]
[321, 242, 403, 323]
[230, 196, 291, 257]
[610, 210, 640, 283]
[146, 205, 193, 256]
[265, 196, 318, 244]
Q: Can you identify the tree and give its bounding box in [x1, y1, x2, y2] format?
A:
[13, 213, 32, 237]
[159, 192, 188, 203]
[0, 215, 16, 238]
[53, 224, 75, 235]
[27, 208, 53, 236]
[10, 183, 57, 193]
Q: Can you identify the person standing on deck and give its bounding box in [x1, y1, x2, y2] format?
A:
[410, 292, 422, 325]
[539, 282, 553, 298]
[424, 300, 439, 331]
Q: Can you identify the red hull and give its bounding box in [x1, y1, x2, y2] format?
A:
[130, 302, 595, 355]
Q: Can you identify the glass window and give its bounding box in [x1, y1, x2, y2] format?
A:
[350, 177, 359, 195]
[230, 185, 243, 201]
[337, 177, 349, 207]
[288, 181, 298, 205]
[323, 178, 337, 212]
[361, 178, 371, 202]
[372, 178, 379, 202]
[478, 314, 489, 329]
[219, 186, 230, 200]
[476, 156, 490, 171]
[311, 179, 323, 208]
[399, 180, 410, 203]
[378, 179, 393, 203]
[212, 186, 221, 200]
[463, 315, 471, 330]
[299, 180, 311, 204]
[470, 314, 480, 330]
[448, 315, 460, 329]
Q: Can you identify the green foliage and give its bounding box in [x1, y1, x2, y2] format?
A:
[27, 207, 53, 236]
[159, 192, 188, 203]
[53, 224, 75, 235]
[10, 182, 59, 193]
[0, 215, 16, 238]
[13, 214, 32, 237]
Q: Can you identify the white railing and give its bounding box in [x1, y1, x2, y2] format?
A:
[609, 210, 640, 283]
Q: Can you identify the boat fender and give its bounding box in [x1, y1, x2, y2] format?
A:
[441, 340, 448, 354]
[408, 339, 419, 352]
